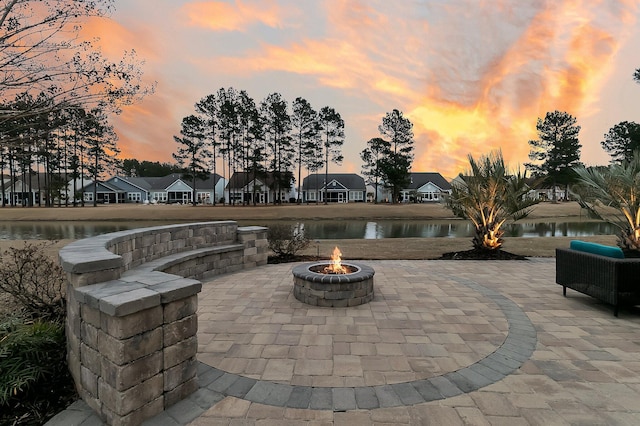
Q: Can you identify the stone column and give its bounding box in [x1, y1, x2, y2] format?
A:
[237, 226, 269, 267]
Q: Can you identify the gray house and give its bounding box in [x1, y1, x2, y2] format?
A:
[400, 172, 452, 203]
[81, 181, 125, 204]
[107, 173, 226, 204]
[106, 176, 151, 203]
[301, 173, 366, 203]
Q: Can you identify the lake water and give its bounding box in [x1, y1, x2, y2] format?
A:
[0, 220, 617, 240]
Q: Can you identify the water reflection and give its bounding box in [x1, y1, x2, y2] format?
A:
[0, 220, 618, 240]
[0, 222, 151, 240]
[513, 222, 617, 238]
[255, 220, 616, 239]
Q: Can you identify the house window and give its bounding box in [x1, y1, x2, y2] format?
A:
[349, 191, 363, 201]
[197, 192, 210, 203]
[84, 192, 93, 202]
[127, 192, 141, 202]
[308, 192, 316, 201]
[152, 192, 167, 202]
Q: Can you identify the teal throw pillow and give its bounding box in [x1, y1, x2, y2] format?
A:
[569, 240, 624, 259]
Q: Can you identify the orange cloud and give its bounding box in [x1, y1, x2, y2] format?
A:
[206, 0, 635, 178]
[113, 81, 198, 163]
[406, 1, 635, 177]
[90, 0, 640, 180]
[181, 0, 296, 31]
[81, 16, 160, 62]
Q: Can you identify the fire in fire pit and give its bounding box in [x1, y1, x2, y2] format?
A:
[309, 246, 358, 275]
[292, 246, 375, 307]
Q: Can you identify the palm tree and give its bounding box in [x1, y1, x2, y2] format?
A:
[445, 150, 538, 251]
[572, 152, 640, 252]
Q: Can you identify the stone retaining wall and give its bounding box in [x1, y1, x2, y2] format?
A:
[59, 221, 268, 426]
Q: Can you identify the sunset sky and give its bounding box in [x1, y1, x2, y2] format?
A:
[86, 0, 640, 179]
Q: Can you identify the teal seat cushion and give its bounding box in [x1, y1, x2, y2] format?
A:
[569, 240, 625, 259]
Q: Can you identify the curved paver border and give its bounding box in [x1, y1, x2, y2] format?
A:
[46, 267, 539, 425]
[196, 276, 537, 410]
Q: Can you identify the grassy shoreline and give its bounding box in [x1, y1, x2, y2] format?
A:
[0, 201, 618, 259]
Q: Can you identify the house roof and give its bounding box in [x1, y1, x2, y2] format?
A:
[226, 171, 287, 189]
[10, 172, 83, 190]
[108, 176, 152, 192]
[111, 173, 224, 191]
[302, 173, 366, 190]
[83, 180, 125, 193]
[405, 172, 451, 191]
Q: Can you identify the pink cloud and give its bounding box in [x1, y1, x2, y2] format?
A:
[180, 0, 297, 31]
[94, 0, 640, 179]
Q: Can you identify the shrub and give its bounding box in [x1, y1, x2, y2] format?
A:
[267, 223, 310, 259]
[0, 242, 66, 321]
[444, 150, 538, 251]
[0, 315, 76, 426]
[573, 153, 640, 253]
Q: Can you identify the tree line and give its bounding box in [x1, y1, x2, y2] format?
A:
[173, 88, 348, 205]
[0, 0, 152, 207]
[172, 89, 420, 206]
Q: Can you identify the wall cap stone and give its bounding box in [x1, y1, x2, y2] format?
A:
[237, 226, 268, 234]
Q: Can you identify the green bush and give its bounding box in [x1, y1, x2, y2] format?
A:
[0, 315, 75, 426]
[0, 242, 74, 425]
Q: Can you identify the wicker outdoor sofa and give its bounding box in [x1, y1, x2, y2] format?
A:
[556, 242, 640, 316]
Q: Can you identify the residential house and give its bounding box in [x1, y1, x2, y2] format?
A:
[3, 173, 38, 206]
[451, 174, 558, 202]
[2, 172, 92, 206]
[107, 173, 226, 204]
[65, 177, 95, 204]
[225, 171, 295, 204]
[400, 172, 452, 203]
[106, 176, 152, 203]
[301, 173, 366, 203]
[365, 180, 390, 203]
[81, 181, 125, 204]
[0, 174, 10, 205]
[529, 185, 568, 202]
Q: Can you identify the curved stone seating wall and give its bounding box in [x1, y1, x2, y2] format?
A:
[59, 221, 267, 426]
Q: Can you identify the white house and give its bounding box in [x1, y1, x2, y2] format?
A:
[225, 171, 295, 204]
[302, 173, 366, 203]
[1, 173, 94, 206]
[400, 172, 452, 203]
[528, 185, 568, 202]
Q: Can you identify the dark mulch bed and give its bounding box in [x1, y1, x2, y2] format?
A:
[269, 250, 528, 263]
[436, 248, 528, 260]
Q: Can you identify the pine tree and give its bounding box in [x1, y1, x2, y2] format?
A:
[173, 115, 210, 206]
[601, 121, 640, 164]
[84, 109, 119, 207]
[291, 97, 320, 203]
[526, 110, 582, 202]
[377, 109, 414, 203]
[360, 137, 389, 203]
[318, 106, 344, 204]
[260, 93, 293, 204]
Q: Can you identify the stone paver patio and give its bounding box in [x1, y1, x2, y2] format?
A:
[49, 259, 640, 425]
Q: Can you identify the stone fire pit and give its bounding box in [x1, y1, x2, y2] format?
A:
[292, 261, 375, 307]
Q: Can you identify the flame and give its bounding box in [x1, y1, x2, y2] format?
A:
[325, 246, 348, 274]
